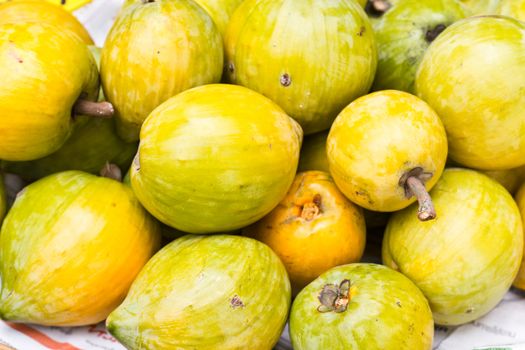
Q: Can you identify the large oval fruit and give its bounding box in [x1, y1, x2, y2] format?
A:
[0, 171, 161, 326]
[290, 263, 433, 350]
[225, 0, 377, 135]
[416, 16, 525, 170]
[383, 168, 523, 325]
[244, 171, 366, 295]
[0, 0, 93, 44]
[107, 234, 291, 350]
[327, 90, 447, 217]
[0, 173, 5, 224]
[101, 0, 223, 141]
[0, 22, 101, 161]
[512, 182, 525, 290]
[370, 0, 465, 93]
[131, 84, 302, 233]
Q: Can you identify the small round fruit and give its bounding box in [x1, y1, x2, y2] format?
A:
[512, 182, 525, 290]
[225, 0, 377, 135]
[131, 84, 302, 233]
[0, 170, 161, 326]
[106, 234, 291, 350]
[298, 131, 330, 173]
[327, 90, 447, 218]
[101, 0, 223, 141]
[383, 168, 523, 325]
[415, 16, 525, 170]
[244, 171, 366, 295]
[290, 263, 433, 350]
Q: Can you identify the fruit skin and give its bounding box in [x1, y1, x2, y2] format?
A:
[290, 263, 433, 350]
[225, 0, 377, 135]
[327, 90, 447, 212]
[131, 84, 302, 234]
[383, 168, 523, 325]
[0, 22, 99, 161]
[244, 171, 366, 295]
[513, 182, 525, 290]
[298, 131, 329, 173]
[415, 16, 525, 170]
[192, 0, 245, 39]
[0, 0, 93, 44]
[106, 234, 291, 350]
[0, 173, 5, 224]
[497, 0, 525, 20]
[0, 171, 161, 326]
[371, 0, 465, 93]
[101, 0, 223, 142]
[481, 165, 525, 194]
[459, 0, 500, 15]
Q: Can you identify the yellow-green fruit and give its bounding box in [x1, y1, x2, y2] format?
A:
[383, 168, 523, 325]
[416, 16, 525, 170]
[298, 131, 329, 173]
[513, 182, 525, 290]
[497, 0, 525, 20]
[107, 234, 291, 350]
[131, 84, 302, 234]
[0, 171, 161, 326]
[0, 22, 98, 161]
[0, 173, 5, 224]
[0, 0, 93, 44]
[225, 0, 377, 135]
[101, 0, 223, 142]
[192, 0, 245, 39]
[459, 0, 500, 15]
[327, 90, 447, 212]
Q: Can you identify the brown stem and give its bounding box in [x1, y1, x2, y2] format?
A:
[405, 176, 436, 221]
[73, 99, 114, 118]
[301, 194, 322, 220]
[425, 24, 447, 43]
[365, 0, 392, 17]
[100, 163, 122, 182]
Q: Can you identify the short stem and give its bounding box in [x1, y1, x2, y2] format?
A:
[425, 24, 447, 43]
[405, 176, 436, 221]
[100, 163, 122, 182]
[73, 99, 114, 118]
[365, 0, 391, 17]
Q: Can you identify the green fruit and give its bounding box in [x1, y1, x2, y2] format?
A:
[370, 0, 465, 93]
[415, 16, 525, 170]
[298, 131, 329, 173]
[0, 171, 161, 326]
[106, 234, 291, 350]
[131, 84, 302, 234]
[383, 168, 523, 325]
[290, 263, 433, 350]
[101, 0, 223, 141]
[0, 173, 5, 224]
[225, 0, 377, 135]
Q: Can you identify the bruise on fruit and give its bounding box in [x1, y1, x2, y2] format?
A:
[230, 294, 245, 309]
[61, 0, 66, 4]
[317, 279, 351, 313]
[280, 73, 291, 87]
[355, 189, 373, 205]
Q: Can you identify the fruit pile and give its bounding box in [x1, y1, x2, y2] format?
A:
[0, 0, 524, 349]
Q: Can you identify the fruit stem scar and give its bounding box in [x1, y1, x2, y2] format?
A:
[73, 99, 114, 118]
[100, 163, 122, 182]
[365, 0, 391, 17]
[405, 176, 436, 221]
[301, 194, 322, 220]
[317, 279, 351, 313]
[425, 24, 446, 43]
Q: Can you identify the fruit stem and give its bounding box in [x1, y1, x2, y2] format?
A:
[365, 0, 391, 17]
[405, 176, 436, 221]
[100, 163, 122, 182]
[301, 194, 322, 220]
[425, 24, 447, 43]
[73, 99, 114, 118]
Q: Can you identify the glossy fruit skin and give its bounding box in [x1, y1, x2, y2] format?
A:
[0, 22, 98, 161]
[0, 0, 93, 44]
[371, 0, 465, 93]
[513, 183, 525, 290]
[244, 171, 366, 295]
[225, 0, 377, 135]
[101, 0, 223, 142]
[0, 171, 161, 326]
[131, 84, 302, 233]
[107, 234, 291, 350]
[383, 168, 523, 325]
[497, 0, 525, 20]
[0, 173, 5, 224]
[298, 131, 329, 173]
[290, 263, 433, 350]
[327, 90, 447, 212]
[416, 16, 525, 170]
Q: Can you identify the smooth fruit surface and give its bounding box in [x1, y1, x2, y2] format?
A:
[244, 171, 366, 295]
[415, 16, 525, 170]
[290, 263, 433, 350]
[107, 234, 291, 350]
[131, 84, 302, 233]
[298, 131, 329, 173]
[101, 0, 223, 141]
[327, 90, 447, 212]
[383, 168, 523, 325]
[225, 0, 377, 135]
[513, 182, 525, 290]
[0, 171, 161, 326]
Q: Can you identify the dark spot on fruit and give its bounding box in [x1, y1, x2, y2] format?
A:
[280, 73, 291, 87]
[157, 51, 160, 54]
[358, 26, 366, 36]
[396, 300, 402, 308]
[425, 24, 447, 43]
[466, 308, 473, 314]
[111, 202, 116, 207]
[61, 0, 66, 4]
[230, 295, 245, 309]
[227, 62, 235, 74]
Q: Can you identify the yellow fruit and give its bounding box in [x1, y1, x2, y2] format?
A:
[497, 0, 525, 20]
[192, 0, 245, 39]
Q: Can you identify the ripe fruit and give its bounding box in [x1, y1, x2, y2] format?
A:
[512, 182, 525, 290]
[225, 0, 377, 135]
[192, 0, 245, 39]
[497, 0, 525, 20]
[416, 16, 525, 170]
[101, 0, 223, 141]
[290, 263, 433, 350]
[368, 0, 465, 93]
[383, 168, 523, 325]
[0, 0, 93, 44]
[131, 84, 302, 234]
[459, 0, 500, 15]
[0, 170, 161, 326]
[327, 90, 447, 219]
[244, 171, 366, 295]
[298, 131, 329, 173]
[107, 234, 291, 350]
